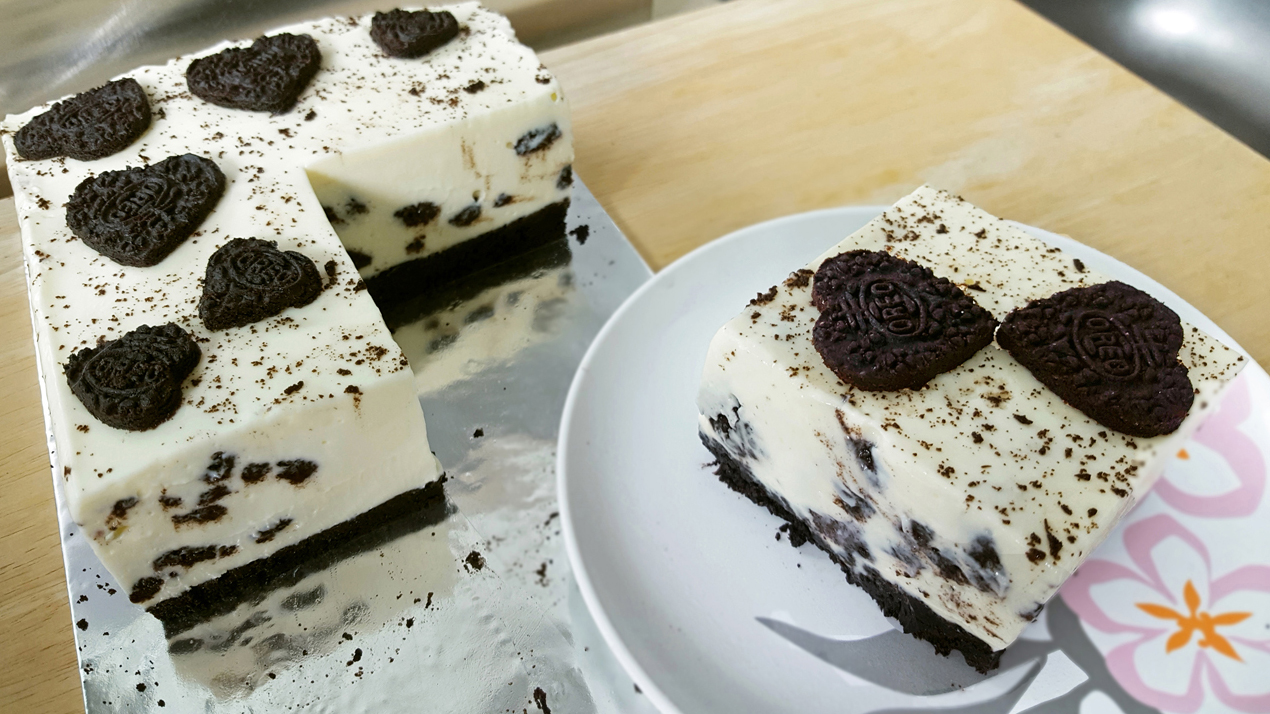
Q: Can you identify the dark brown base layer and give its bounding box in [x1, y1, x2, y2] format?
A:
[149, 476, 451, 637]
[700, 434, 1003, 673]
[380, 235, 572, 332]
[368, 200, 571, 330]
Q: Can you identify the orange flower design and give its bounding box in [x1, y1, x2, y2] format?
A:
[1137, 580, 1252, 661]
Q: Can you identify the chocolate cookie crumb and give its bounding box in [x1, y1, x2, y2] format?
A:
[346, 250, 372, 269]
[275, 459, 318, 485]
[448, 203, 481, 227]
[172, 505, 228, 526]
[533, 687, 551, 714]
[254, 518, 293, 544]
[241, 463, 271, 483]
[129, 576, 163, 603]
[394, 201, 440, 227]
[749, 286, 778, 306]
[514, 124, 561, 155]
[784, 269, 815, 289]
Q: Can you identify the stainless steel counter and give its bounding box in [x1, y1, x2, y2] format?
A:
[1021, 0, 1270, 157]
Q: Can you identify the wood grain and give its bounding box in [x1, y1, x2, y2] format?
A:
[543, 0, 1270, 361]
[0, 199, 82, 713]
[3, 0, 1269, 710]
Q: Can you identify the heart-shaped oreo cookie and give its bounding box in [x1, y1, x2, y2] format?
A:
[199, 238, 323, 330]
[65, 323, 201, 431]
[812, 250, 998, 391]
[66, 153, 226, 267]
[14, 78, 151, 161]
[996, 281, 1193, 437]
[370, 9, 460, 58]
[186, 33, 321, 113]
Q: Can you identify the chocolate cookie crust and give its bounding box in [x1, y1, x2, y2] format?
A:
[996, 280, 1193, 437]
[148, 477, 450, 636]
[812, 250, 997, 391]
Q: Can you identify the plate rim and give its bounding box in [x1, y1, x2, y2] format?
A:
[556, 204, 1253, 714]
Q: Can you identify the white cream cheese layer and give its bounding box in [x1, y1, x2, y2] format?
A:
[307, 99, 572, 278]
[697, 186, 1244, 650]
[0, 3, 571, 606]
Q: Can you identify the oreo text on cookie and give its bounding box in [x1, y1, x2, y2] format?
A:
[811, 250, 998, 392]
[996, 280, 1193, 437]
[862, 278, 925, 336]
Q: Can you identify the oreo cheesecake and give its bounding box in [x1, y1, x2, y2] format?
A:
[1, 4, 570, 615]
[697, 185, 1245, 672]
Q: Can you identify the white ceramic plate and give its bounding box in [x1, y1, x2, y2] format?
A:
[558, 206, 1270, 714]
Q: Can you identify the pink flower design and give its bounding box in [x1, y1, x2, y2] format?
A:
[1063, 514, 1270, 713]
[1155, 373, 1266, 518]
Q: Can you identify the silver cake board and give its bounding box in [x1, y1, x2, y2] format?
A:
[39, 178, 662, 713]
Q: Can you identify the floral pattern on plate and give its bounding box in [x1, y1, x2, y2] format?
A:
[1063, 370, 1270, 714]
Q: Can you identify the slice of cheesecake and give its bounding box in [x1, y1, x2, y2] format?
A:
[697, 185, 1244, 671]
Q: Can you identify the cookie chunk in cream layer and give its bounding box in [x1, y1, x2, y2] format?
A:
[697, 186, 1244, 668]
[2, 3, 571, 611]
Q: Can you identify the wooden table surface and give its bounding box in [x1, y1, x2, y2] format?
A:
[2, 0, 1267, 710]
